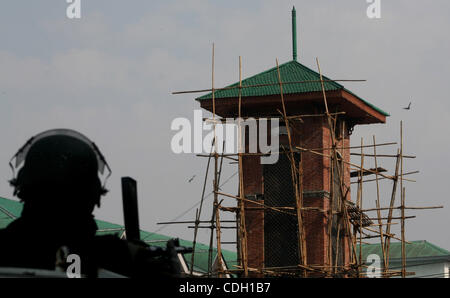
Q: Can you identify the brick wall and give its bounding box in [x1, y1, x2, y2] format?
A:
[242, 115, 351, 274]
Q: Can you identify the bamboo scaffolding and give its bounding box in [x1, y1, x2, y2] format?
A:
[350, 171, 418, 184]
[365, 216, 415, 220]
[158, 220, 242, 225]
[327, 127, 335, 273]
[231, 264, 329, 275]
[197, 152, 273, 157]
[172, 46, 436, 278]
[296, 145, 416, 183]
[197, 149, 412, 161]
[196, 142, 397, 157]
[190, 138, 214, 275]
[317, 58, 358, 277]
[214, 144, 227, 276]
[350, 167, 387, 178]
[311, 142, 397, 151]
[361, 206, 443, 212]
[188, 225, 236, 229]
[333, 120, 346, 275]
[362, 226, 410, 244]
[384, 149, 400, 273]
[216, 191, 296, 216]
[357, 138, 364, 276]
[298, 151, 307, 275]
[373, 135, 387, 271]
[237, 56, 249, 277]
[217, 204, 326, 213]
[206, 43, 218, 276]
[203, 112, 346, 122]
[276, 58, 307, 270]
[351, 153, 415, 159]
[171, 79, 366, 95]
[400, 121, 406, 278]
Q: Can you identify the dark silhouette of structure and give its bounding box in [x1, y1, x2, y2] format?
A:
[0, 129, 181, 277]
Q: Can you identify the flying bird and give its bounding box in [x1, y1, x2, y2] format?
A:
[188, 175, 196, 183]
[403, 102, 411, 110]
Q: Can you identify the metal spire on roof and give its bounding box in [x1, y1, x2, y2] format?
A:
[292, 6, 298, 61]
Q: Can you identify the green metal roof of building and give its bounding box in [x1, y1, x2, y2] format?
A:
[357, 240, 450, 264]
[5, 197, 448, 271]
[0, 196, 237, 273]
[196, 60, 389, 117]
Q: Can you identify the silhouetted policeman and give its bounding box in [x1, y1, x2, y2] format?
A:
[0, 129, 181, 277]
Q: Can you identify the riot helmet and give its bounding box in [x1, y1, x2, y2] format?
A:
[9, 129, 111, 208]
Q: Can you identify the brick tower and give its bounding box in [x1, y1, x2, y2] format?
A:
[195, 7, 388, 275]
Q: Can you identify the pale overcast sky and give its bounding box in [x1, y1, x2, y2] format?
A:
[0, 0, 449, 251]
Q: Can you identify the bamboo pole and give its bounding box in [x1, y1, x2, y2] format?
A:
[400, 121, 406, 278]
[204, 112, 346, 122]
[207, 43, 218, 276]
[214, 173, 224, 278]
[188, 225, 237, 229]
[373, 135, 387, 271]
[365, 216, 415, 220]
[382, 149, 400, 277]
[360, 205, 442, 212]
[216, 191, 297, 216]
[298, 151, 307, 274]
[311, 142, 397, 151]
[327, 125, 335, 273]
[212, 43, 224, 277]
[350, 153, 415, 159]
[316, 57, 357, 277]
[362, 226, 410, 243]
[350, 171, 418, 184]
[212, 140, 227, 277]
[358, 138, 364, 276]
[158, 220, 237, 225]
[217, 203, 326, 213]
[335, 121, 350, 270]
[367, 222, 399, 227]
[190, 139, 214, 275]
[276, 58, 307, 270]
[206, 178, 215, 266]
[171, 79, 367, 95]
[333, 120, 346, 274]
[237, 56, 249, 277]
[296, 145, 416, 182]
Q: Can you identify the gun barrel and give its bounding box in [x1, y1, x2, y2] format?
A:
[121, 177, 140, 241]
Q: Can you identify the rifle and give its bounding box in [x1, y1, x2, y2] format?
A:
[121, 177, 193, 277]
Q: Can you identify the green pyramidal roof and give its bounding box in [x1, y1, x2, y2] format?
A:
[196, 60, 389, 117]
